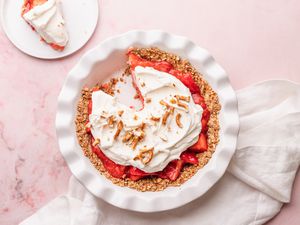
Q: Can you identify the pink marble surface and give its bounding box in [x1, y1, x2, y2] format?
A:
[0, 0, 299, 224]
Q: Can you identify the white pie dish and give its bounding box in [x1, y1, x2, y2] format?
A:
[56, 30, 239, 212]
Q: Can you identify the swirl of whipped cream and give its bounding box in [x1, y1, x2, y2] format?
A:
[23, 0, 69, 47]
[89, 66, 203, 173]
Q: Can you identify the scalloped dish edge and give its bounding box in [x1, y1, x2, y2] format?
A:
[56, 30, 239, 212]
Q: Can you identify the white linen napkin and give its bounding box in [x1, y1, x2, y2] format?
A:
[20, 80, 300, 225]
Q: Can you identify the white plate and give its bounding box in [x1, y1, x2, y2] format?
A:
[0, 0, 99, 59]
[56, 30, 240, 212]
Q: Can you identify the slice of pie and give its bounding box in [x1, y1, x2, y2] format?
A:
[21, 0, 69, 51]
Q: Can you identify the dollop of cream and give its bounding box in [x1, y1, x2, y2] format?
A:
[89, 66, 203, 173]
[23, 0, 68, 47]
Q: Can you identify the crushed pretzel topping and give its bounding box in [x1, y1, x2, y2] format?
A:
[118, 110, 124, 117]
[150, 116, 160, 122]
[140, 122, 146, 131]
[175, 95, 190, 102]
[107, 115, 116, 127]
[100, 77, 119, 96]
[122, 131, 133, 142]
[139, 130, 146, 138]
[176, 113, 183, 128]
[133, 115, 138, 120]
[160, 100, 174, 113]
[92, 138, 100, 146]
[170, 98, 177, 104]
[141, 82, 146, 87]
[177, 101, 189, 110]
[145, 98, 152, 103]
[159, 100, 168, 107]
[162, 111, 171, 125]
[114, 121, 123, 140]
[122, 123, 147, 149]
[134, 147, 154, 165]
[131, 136, 139, 149]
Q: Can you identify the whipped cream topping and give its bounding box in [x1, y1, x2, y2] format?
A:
[89, 66, 203, 173]
[23, 0, 69, 47]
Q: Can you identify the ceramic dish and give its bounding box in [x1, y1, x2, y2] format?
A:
[56, 30, 239, 212]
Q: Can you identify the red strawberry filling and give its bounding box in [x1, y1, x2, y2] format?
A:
[91, 140, 127, 179]
[180, 151, 199, 164]
[87, 52, 210, 181]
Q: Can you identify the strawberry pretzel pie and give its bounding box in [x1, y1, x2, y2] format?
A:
[75, 48, 220, 191]
[21, 0, 69, 51]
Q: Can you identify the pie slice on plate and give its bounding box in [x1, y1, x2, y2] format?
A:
[21, 0, 69, 51]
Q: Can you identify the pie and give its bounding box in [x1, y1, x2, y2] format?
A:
[21, 0, 69, 51]
[75, 47, 220, 191]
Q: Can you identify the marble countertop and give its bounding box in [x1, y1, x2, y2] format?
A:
[0, 0, 299, 224]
